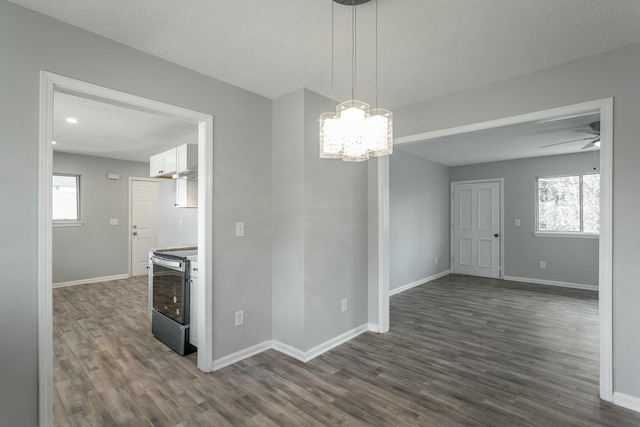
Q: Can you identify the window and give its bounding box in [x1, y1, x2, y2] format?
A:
[536, 173, 599, 235]
[52, 174, 81, 225]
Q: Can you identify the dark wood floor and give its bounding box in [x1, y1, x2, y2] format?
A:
[53, 274, 640, 426]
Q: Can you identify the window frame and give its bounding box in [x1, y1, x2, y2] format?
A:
[52, 173, 82, 227]
[534, 173, 599, 239]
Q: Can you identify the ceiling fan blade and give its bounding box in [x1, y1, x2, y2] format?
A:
[582, 141, 595, 149]
[576, 130, 600, 136]
[581, 137, 601, 150]
[539, 136, 593, 148]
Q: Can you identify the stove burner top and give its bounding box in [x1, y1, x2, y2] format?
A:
[154, 249, 198, 260]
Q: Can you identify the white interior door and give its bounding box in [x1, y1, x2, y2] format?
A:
[131, 179, 159, 276]
[452, 180, 501, 278]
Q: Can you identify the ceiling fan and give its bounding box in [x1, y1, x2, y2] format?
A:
[539, 121, 600, 150]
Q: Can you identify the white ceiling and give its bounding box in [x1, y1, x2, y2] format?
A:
[25, 1, 635, 164]
[9, 0, 640, 109]
[397, 113, 601, 167]
[54, 92, 197, 162]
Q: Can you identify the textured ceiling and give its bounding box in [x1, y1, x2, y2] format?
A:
[397, 113, 601, 167]
[53, 92, 197, 163]
[9, 0, 640, 109]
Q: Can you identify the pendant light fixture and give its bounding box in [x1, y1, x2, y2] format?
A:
[319, 0, 393, 162]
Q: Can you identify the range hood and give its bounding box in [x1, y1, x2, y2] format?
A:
[172, 167, 197, 179]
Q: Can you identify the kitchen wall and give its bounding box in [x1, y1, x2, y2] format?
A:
[451, 152, 599, 287]
[389, 150, 450, 291]
[157, 178, 198, 248]
[0, 2, 272, 425]
[52, 152, 149, 284]
[393, 41, 640, 400]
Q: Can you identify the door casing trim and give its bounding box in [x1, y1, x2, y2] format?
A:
[38, 71, 215, 427]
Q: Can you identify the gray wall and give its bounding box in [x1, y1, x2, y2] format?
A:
[52, 152, 149, 283]
[303, 89, 369, 349]
[389, 150, 450, 290]
[0, 2, 272, 425]
[393, 42, 640, 399]
[451, 152, 599, 286]
[272, 89, 369, 351]
[157, 179, 198, 248]
[272, 89, 306, 349]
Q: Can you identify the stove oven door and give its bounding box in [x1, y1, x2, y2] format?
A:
[151, 256, 189, 325]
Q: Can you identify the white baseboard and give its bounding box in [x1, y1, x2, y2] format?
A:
[271, 340, 307, 362]
[389, 270, 451, 296]
[613, 391, 640, 413]
[273, 323, 370, 363]
[304, 324, 369, 361]
[368, 323, 380, 333]
[503, 275, 598, 291]
[212, 340, 272, 371]
[53, 273, 129, 288]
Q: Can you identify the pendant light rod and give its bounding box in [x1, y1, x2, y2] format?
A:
[352, 1, 356, 100]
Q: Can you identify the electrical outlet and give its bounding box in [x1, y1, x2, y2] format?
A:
[341, 298, 348, 312]
[539, 261, 546, 269]
[434, 257, 438, 265]
[515, 219, 521, 226]
[235, 310, 244, 326]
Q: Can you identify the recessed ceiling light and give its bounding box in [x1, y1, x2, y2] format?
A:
[51, 140, 57, 145]
[66, 117, 78, 124]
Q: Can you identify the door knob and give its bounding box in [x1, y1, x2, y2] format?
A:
[133, 232, 138, 236]
[494, 233, 499, 237]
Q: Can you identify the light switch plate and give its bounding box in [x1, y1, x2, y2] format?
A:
[236, 222, 245, 237]
[110, 218, 118, 226]
[515, 219, 521, 226]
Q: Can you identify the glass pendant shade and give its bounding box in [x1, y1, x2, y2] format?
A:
[319, 100, 393, 162]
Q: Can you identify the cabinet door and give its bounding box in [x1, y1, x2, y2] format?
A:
[150, 153, 164, 177]
[162, 147, 177, 175]
[176, 144, 188, 173]
[177, 143, 198, 173]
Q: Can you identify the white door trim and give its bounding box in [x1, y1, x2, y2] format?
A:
[38, 71, 215, 427]
[128, 177, 159, 277]
[450, 178, 504, 279]
[381, 97, 613, 402]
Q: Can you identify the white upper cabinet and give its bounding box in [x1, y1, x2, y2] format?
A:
[149, 147, 177, 178]
[177, 143, 198, 174]
[150, 143, 197, 178]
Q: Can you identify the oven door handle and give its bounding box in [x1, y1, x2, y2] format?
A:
[151, 256, 184, 270]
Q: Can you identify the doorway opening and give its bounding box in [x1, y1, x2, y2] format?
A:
[381, 98, 613, 401]
[38, 71, 214, 426]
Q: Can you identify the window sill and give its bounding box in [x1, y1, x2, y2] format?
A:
[53, 222, 83, 228]
[534, 231, 599, 239]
